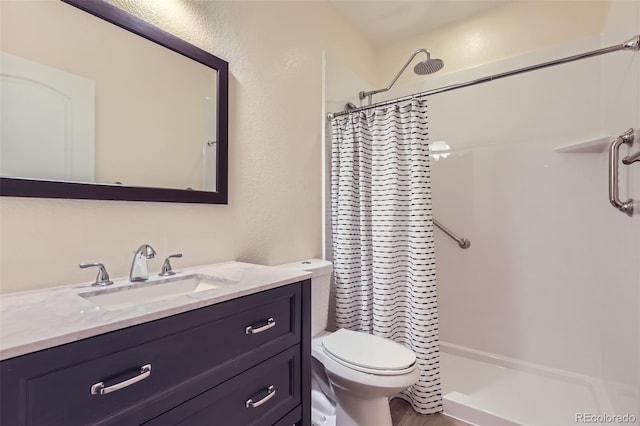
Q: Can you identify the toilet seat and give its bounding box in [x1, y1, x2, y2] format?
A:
[321, 329, 416, 376]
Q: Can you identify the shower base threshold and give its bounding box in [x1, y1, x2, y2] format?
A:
[440, 342, 637, 426]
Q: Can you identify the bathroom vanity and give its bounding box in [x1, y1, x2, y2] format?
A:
[0, 262, 311, 426]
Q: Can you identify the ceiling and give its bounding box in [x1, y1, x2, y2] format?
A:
[330, 0, 511, 47]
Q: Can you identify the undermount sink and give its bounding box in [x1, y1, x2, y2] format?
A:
[79, 274, 233, 310]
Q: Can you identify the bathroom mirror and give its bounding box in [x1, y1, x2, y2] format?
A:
[0, 0, 228, 204]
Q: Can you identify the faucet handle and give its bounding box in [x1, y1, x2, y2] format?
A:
[79, 263, 114, 287]
[159, 254, 182, 277]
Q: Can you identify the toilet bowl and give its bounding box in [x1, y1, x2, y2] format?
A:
[277, 260, 420, 426]
[313, 330, 420, 426]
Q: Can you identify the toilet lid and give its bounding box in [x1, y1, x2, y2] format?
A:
[321, 329, 416, 371]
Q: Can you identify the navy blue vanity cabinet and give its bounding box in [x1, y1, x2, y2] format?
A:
[0, 280, 311, 426]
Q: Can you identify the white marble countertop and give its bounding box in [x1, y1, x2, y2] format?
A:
[0, 262, 311, 361]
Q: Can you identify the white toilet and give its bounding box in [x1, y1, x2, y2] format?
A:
[278, 259, 420, 426]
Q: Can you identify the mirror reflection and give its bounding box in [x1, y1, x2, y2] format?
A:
[1, 0, 219, 192]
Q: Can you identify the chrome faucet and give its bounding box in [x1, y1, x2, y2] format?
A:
[130, 244, 157, 282]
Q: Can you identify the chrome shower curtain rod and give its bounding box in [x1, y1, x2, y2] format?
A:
[327, 35, 639, 120]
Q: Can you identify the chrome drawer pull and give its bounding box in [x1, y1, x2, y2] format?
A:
[245, 385, 276, 408]
[91, 364, 152, 395]
[245, 317, 275, 335]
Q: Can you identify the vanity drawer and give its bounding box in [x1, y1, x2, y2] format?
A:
[144, 345, 301, 426]
[1, 284, 302, 426]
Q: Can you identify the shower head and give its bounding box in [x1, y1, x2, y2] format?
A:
[359, 48, 444, 104]
[413, 56, 444, 75]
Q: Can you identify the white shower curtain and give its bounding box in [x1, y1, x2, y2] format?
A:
[329, 98, 441, 414]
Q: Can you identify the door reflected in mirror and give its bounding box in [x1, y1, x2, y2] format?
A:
[0, 0, 228, 203]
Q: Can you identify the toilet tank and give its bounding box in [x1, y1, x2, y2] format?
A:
[276, 259, 333, 336]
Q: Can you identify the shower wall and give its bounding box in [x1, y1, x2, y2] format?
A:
[323, 0, 639, 416]
[600, 1, 640, 416]
[377, 0, 639, 409]
[416, 36, 610, 377]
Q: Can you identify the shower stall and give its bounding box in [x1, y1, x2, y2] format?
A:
[323, 2, 640, 424]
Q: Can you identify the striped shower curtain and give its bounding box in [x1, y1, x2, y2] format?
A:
[329, 98, 441, 414]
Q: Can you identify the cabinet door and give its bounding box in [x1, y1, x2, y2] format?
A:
[145, 346, 301, 426]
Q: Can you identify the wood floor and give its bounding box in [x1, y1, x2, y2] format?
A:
[390, 398, 470, 426]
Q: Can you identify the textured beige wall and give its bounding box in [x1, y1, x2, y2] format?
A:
[376, 0, 611, 88]
[0, 0, 376, 293]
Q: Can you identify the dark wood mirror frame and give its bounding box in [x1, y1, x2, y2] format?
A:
[0, 0, 229, 204]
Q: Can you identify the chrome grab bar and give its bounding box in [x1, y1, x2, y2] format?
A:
[609, 128, 636, 217]
[434, 219, 470, 249]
